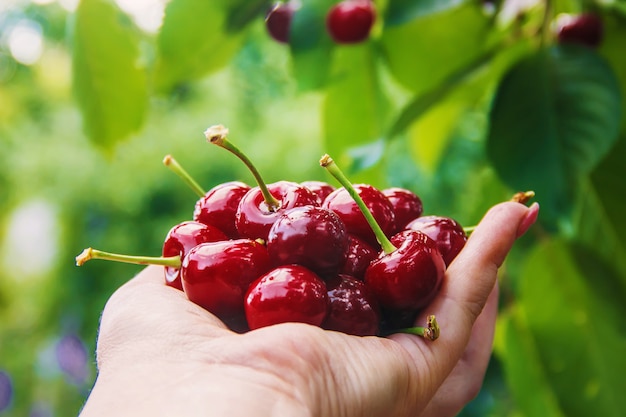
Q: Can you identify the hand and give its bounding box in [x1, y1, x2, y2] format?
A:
[79, 201, 538, 417]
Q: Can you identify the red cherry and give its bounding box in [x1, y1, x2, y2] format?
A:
[236, 180, 320, 241]
[182, 239, 271, 322]
[556, 13, 603, 48]
[338, 234, 377, 280]
[162, 221, 227, 290]
[322, 184, 395, 248]
[365, 230, 445, 311]
[193, 181, 251, 239]
[382, 187, 424, 232]
[322, 274, 380, 336]
[265, 2, 296, 43]
[326, 0, 376, 44]
[300, 180, 336, 205]
[244, 265, 329, 330]
[267, 205, 349, 278]
[405, 215, 467, 266]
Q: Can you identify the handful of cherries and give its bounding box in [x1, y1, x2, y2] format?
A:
[77, 125, 531, 339]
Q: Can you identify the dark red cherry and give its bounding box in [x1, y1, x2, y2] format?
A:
[182, 239, 271, 322]
[326, 0, 376, 44]
[322, 274, 380, 336]
[162, 221, 228, 290]
[556, 13, 603, 48]
[244, 265, 328, 330]
[300, 180, 336, 205]
[265, 2, 296, 44]
[365, 230, 445, 311]
[405, 215, 467, 266]
[382, 187, 424, 232]
[339, 235, 377, 280]
[236, 180, 320, 241]
[267, 205, 349, 278]
[193, 181, 251, 239]
[322, 184, 395, 248]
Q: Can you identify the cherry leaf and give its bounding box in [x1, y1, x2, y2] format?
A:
[384, 0, 468, 26]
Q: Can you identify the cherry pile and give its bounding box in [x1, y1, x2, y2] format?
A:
[266, 0, 376, 45]
[76, 125, 475, 340]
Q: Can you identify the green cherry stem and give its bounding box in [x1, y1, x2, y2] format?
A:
[204, 125, 281, 212]
[75, 247, 181, 268]
[320, 154, 397, 255]
[396, 315, 440, 341]
[163, 154, 206, 198]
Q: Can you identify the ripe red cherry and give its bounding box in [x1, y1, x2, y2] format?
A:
[382, 187, 424, 232]
[405, 215, 467, 266]
[182, 239, 271, 322]
[193, 181, 251, 239]
[301, 180, 336, 205]
[556, 13, 603, 48]
[326, 0, 376, 44]
[244, 265, 329, 330]
[365, 230, 445, 311]
[265, 2, 296, 43]
[339, 235, 377, 280]
[267, 205, 349, 278]
[236, 180, 320, 241]
[162, 221, 227, 290]
[322, 184, 395, 248]
[322, 274, 380, 336]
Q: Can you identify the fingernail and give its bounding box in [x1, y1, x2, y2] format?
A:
[517, 202, 539, 237]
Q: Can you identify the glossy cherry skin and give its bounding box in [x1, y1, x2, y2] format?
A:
[365, 230, 445, 311]
[339, 235, 377, 281]
[326, 0, 376, 44]
[322, 274, 380, 336]
[162, 221, 228, 290]
[322, 184, 395, 249]
[193, 181, 251, 239]
[236, 180, 320, 241]
[244, 265, 329, 330]
[300, 180, 336, 205]
[267, 206, 349, 278]
[382, 187, 423, 232]
[557, 13, 603, 48]
[265, 2, 296, 44]
[182, 239, 271, 322]
[405, 215, 467, 266]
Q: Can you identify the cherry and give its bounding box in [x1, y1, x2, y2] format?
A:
[405, 215, 467, 266]
[326, 0, 376, 44]
[182, 239, 271, 322]
[382, 187, 424, 232]
[323, 184, 395, 248]
[193, 181, 251, 239]
[322, 274, 380, 336]
[267, 205, 349, 278]
[244, 265, 329, 330]
[339, 234, 377, 280]
[556, 13, 603, 48]
[300, 180, 336, 205]
[162, 221, 228, 290]
[265, 2, 296, 44]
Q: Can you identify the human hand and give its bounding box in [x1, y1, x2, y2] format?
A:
[79, 201, 538, 417]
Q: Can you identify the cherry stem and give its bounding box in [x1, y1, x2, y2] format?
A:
[75, 247, 181, 268]
[163, 154, 206, 198]
[204, 125, 281, 212]
[320, 154, 397, 254]
[395, 315, 440, 341]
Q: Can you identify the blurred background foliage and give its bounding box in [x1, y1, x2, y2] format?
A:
[0, 0, 625, 416]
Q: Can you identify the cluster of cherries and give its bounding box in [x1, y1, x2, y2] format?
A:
[77, 125, 473, 339]
[266, 0, 376, 44]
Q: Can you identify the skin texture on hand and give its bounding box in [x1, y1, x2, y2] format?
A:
[79, 201, 538, 417]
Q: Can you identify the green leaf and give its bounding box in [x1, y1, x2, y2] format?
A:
[155, 0, 244, 92]
[71, 0, 147, 148]
[486, 45, 622, 230]
[384, 0, 468, 26]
